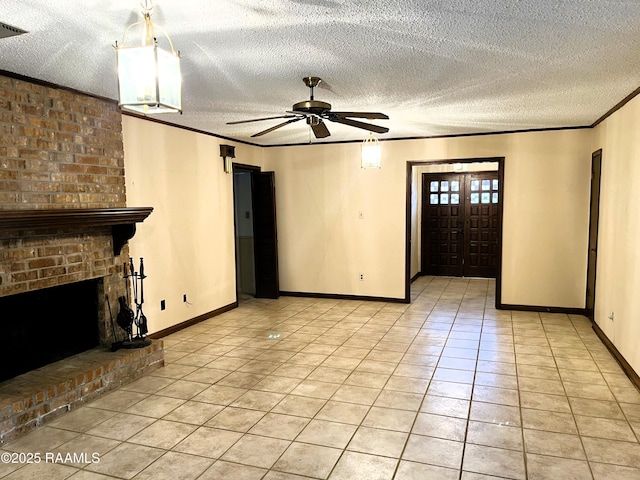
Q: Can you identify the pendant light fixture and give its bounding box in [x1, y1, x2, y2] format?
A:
[361, 132, 381, 169]
[115, 0, 182, 114]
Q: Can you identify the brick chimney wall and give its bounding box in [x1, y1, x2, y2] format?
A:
[0, 74, 126, 209]
[0, 73, 130, 345]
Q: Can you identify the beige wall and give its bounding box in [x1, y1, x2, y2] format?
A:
[122, 118, 592, 325]
[262, 143, 406, 299]
[592, 95, 640, 375]
[414, 131, 592, 308]
[265, 130, 592, 306]
[122, 116, 262, 334]
[405, 131, 593, 308]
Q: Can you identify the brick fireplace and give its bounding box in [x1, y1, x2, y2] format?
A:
[0, 72, 164, 443]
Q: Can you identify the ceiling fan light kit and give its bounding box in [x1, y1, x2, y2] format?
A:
[361, 133, 381, 169]
[227, 77, 389, 140]
[115, 0, 182, 115]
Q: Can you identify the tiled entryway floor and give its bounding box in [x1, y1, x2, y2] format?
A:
[2, 277, 640, 479]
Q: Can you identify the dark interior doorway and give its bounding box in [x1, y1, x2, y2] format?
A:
[232, 165, 280, 300]
[233, 168, 256, 297]
[585, 149, 602, 319]
[421, 171, 500, 278]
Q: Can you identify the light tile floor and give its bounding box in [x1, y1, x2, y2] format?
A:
[2, 277, 640, 479]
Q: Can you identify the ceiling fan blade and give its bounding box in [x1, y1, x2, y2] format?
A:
[329, 111, 389, 120]
[285, 110, 312, 116]
[227, 114, 299, 125]
[316, 79, 338, 95]
[251, 117, 304, 137]
[311, 119, 330, 138]
[327, 116, 389, 134]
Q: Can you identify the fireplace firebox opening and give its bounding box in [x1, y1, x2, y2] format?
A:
[0, 279, 101, 383]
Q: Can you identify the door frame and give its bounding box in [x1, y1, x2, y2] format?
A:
[405, 157, 505, 307]
[585, 149, 602, 320]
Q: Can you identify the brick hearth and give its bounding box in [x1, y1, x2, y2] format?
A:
[0, 341, 164, 444]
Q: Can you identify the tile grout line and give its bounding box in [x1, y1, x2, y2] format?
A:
[319, 281, 430, 480]
[514, 309, 528, 480]
[263, 296, 388, 479]
[455, 277, 489, 480]
[388, 276, 457, 479]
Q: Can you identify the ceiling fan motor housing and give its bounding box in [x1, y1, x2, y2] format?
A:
[292, 100, 332, 115]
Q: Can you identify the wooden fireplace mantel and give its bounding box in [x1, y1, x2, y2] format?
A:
[0, 207, 153, 255]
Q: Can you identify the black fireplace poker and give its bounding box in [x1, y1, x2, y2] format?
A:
[106, 294, 124, 352]
[117, 257, 151, 349]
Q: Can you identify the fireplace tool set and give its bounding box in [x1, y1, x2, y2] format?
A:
[111, 257, 151, 349]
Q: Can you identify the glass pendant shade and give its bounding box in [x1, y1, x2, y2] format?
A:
[361, 133, 381, 169]
[115, 3, 181, 114]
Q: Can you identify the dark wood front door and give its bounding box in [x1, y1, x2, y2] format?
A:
[422, 172, 500, 278]
[252, 171, 280, 298]
[422, 174, 465, 276]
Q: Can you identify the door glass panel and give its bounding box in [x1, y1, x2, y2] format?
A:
[471, 180, 480, 191]
[430, 194, 439, 204]
[470, 193, 479, 204]
[430, 181, 439, 192]
[492, 192, 498, 203]
[451, 194, 460, 204]
[440, 193, 449, 204]
[481, 192, 490, 203]
[451, 181, 460, 192]
[482, 180, 491, 190]
[441, 181, 449, 192]
[492, 179, 499, 191]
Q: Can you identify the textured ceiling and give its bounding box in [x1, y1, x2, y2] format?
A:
[1, 1, 640, 145]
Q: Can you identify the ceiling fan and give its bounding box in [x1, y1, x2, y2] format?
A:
[227, 76, 389, 138]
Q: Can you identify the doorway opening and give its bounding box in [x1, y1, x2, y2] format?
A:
[406, 157, 505, 306]
[233, 167, 256, 299]
[232, 164, 280, 300]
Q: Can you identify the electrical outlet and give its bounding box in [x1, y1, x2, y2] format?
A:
[160, 299, 166, 310]
[359, 274, 364, 281]
[183, 294, 187, 303]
